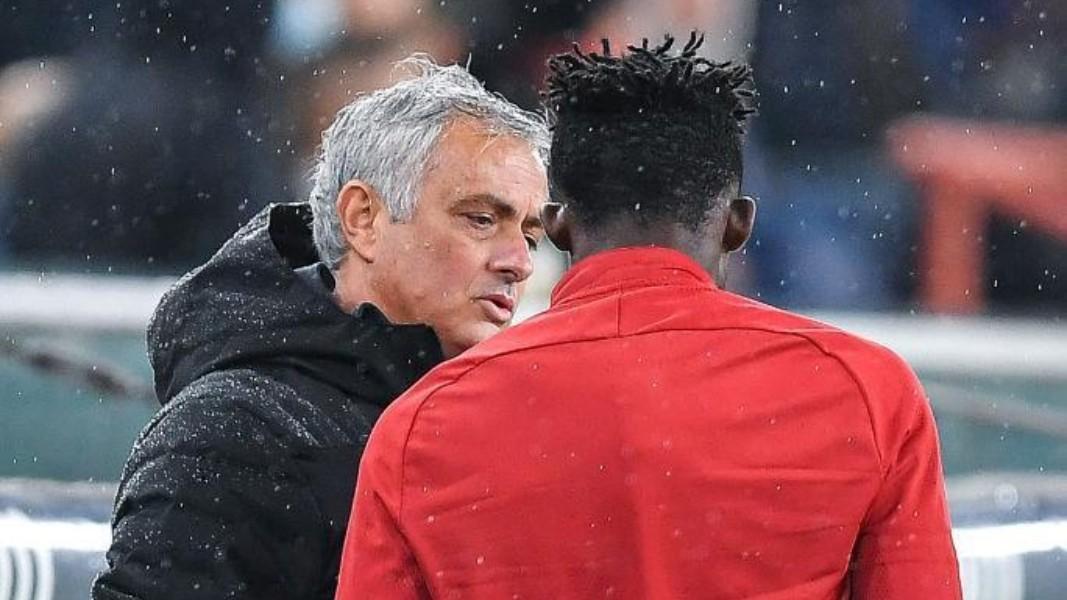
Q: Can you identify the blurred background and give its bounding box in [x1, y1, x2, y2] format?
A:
[0, 1, 1064, 598]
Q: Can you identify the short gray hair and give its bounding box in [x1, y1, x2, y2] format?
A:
[308, 55, 550, 269]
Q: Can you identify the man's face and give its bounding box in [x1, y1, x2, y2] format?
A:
[369, 119, 548, 357]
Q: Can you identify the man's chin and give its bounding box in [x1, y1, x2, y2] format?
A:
[439, 322, 505, 358]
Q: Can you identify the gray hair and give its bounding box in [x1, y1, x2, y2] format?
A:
[308, 55, 550, 269]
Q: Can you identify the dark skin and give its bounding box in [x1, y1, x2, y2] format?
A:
[541, 191, 756, 286]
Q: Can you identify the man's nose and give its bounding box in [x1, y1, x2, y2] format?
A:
[488, 232, 535, 284]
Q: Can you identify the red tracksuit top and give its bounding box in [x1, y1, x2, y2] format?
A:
[336, 247, 961, 600]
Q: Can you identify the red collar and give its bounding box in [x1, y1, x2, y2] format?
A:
[550, 247, 717, 307]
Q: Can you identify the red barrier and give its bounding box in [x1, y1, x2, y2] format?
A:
[887, 116, 1067, 313]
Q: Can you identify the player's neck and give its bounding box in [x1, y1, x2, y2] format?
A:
[568, 221, 719, 272]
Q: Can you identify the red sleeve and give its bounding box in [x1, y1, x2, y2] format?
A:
[334, 401, 429, 600]
[849, 364, 962, 599]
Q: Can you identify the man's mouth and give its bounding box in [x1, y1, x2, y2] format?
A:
[476, 293, 515, 325]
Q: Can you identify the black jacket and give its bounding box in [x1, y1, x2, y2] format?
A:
[92, 203, 444, 599]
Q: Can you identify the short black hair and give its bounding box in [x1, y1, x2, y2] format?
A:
[544, 32, 755, 230]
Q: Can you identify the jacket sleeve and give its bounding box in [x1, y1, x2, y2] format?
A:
[849, 363, 962, 599]
[92, 389, 329, 600]
[335, 398, 429, 600]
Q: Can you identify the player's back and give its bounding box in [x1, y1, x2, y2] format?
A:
[346, 248, 960, 599]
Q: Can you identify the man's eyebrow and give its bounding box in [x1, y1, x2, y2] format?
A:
[457, 193, 544, 229]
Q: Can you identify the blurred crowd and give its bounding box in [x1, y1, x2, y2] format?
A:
[0, 0, 1064, 313]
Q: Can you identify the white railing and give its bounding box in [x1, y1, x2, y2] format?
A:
[0, 273, 174, 334]
[3, 272, 1066, 380]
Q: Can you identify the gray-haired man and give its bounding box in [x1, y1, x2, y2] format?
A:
[92, 58, 549, 600]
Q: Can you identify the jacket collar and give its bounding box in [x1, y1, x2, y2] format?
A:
[149, 202, 444, 407]
[551, 246, 717, 307]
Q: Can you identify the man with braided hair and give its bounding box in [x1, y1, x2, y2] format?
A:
[335, 34, 961, 599]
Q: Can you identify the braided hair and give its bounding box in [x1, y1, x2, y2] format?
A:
[544, 32, 756, 230]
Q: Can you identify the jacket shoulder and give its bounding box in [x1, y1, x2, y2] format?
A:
[133, 370, 285, 461]
[168, 367, 372, 449]
[734, 303, 929, 471]
[712, 292, 915, 379]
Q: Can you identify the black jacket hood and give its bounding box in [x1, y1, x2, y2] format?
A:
[147, 202, 444, 405]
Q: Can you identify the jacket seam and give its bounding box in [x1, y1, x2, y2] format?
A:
[791, 336, 887, 474]
[402, 323, 888, 479]
[395, 376, 468, 523]
[555, 282, 713, 309]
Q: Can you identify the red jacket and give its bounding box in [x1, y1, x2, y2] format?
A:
[336, 247, 961, 600]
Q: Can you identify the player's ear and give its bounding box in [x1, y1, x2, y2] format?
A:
[542, 202, 573, 253]
[722, 195, 755, 253]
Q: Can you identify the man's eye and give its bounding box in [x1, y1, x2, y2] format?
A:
[525, 235, 540, 251]
[466, 213, 495, 229]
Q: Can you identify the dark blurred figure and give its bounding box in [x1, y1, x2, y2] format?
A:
[910, 0, 1065, 121]
[0, 0, 95, 62]
[746, 0, 925, 309]
[0, 1, 285, 273]
[910, 0, 1067, 312]
[441, 0, 617, 108]
[747, 0, 1066, 312]
[272, 0, 463, 196]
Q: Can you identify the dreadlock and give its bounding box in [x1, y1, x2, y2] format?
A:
[544, 32, 756, 230]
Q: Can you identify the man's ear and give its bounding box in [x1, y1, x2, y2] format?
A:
[336, 180, 387, 263]
[722, 195, 756, 253]
[541, 202, 573, 253]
